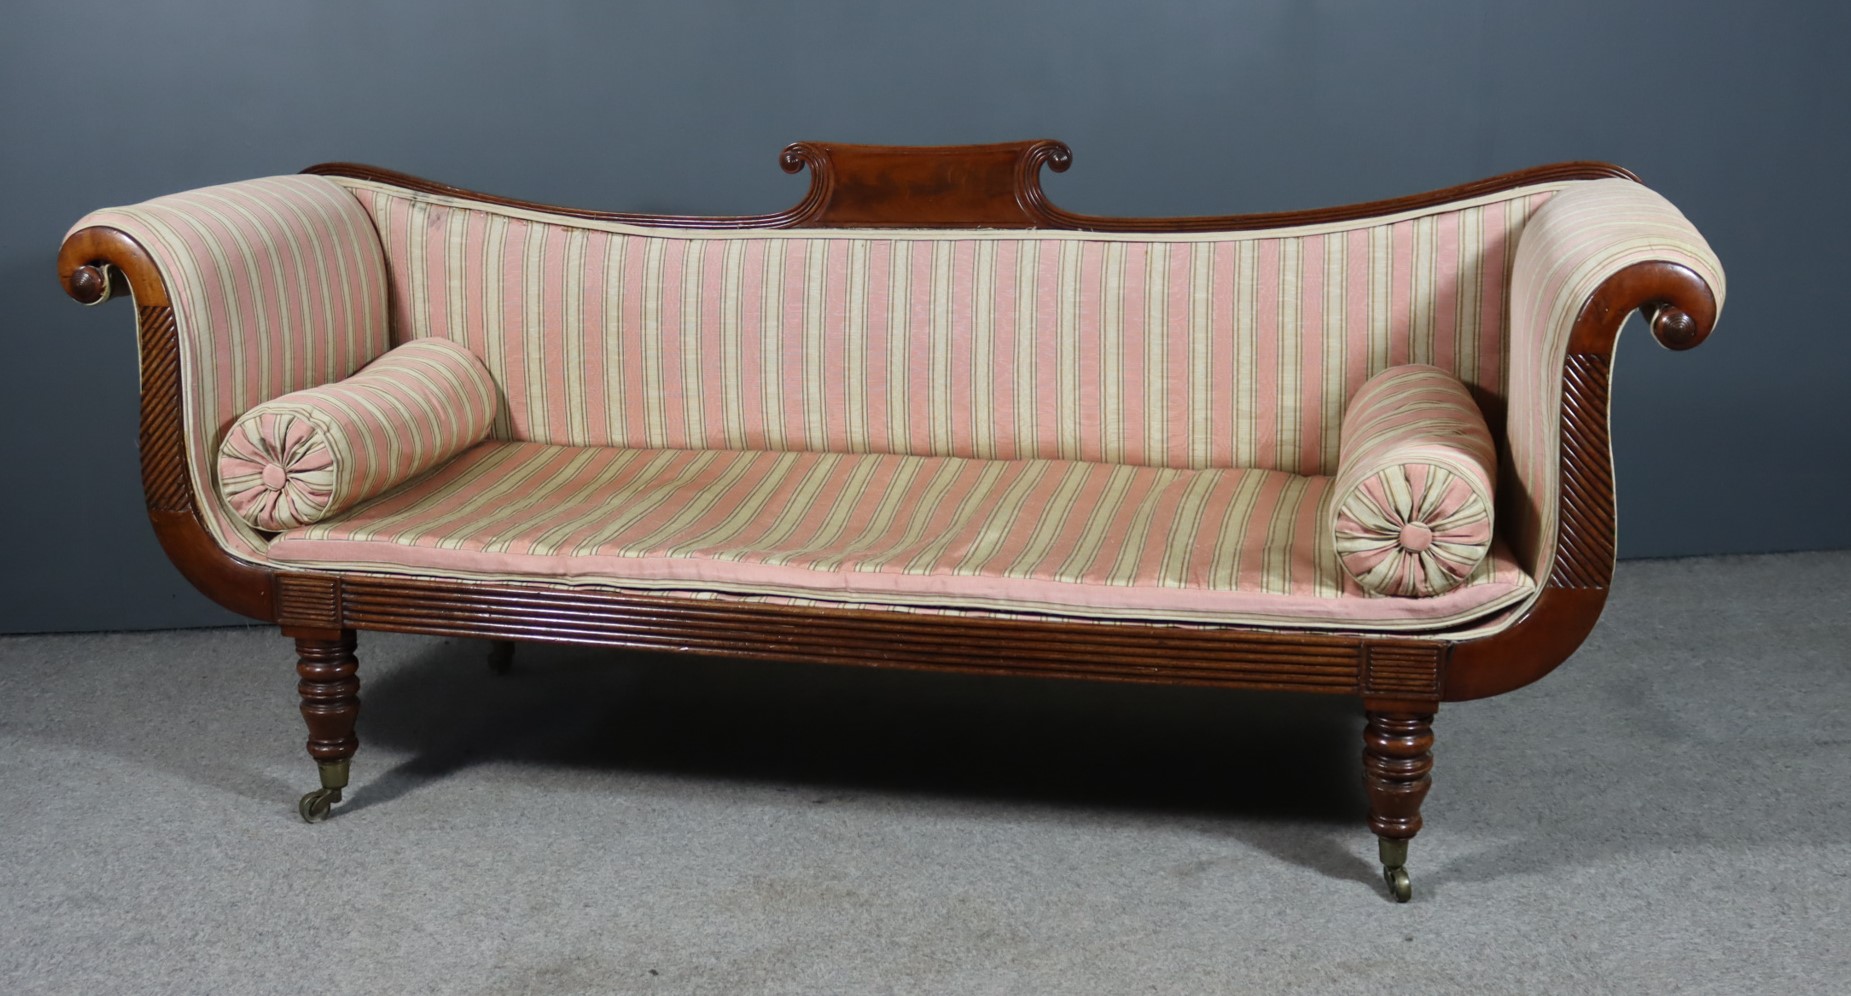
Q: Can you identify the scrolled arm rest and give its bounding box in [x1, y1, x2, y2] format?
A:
[56, 176, 392, 618]
[1446, 180, 1726, 701]
[1502, 178, 1725, 585]
[1509, 177, 1725, 357]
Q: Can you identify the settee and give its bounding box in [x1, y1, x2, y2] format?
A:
[58, 141, 1724, 901]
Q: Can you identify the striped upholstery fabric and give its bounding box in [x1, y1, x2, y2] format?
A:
[336, 178, 1563, 476]
[70, 171, 1722, 632]
[265, 440, 1535, 629]
[1331, 365, 1496, 597]
[218, 339, 497, 530]
[69, 176, 390, 557]
[1505, 180, 1725, 580]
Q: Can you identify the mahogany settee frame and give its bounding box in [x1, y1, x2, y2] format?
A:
[58, 141, 1717, 901]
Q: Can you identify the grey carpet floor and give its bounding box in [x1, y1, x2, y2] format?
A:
[2, 551, 1847, 995]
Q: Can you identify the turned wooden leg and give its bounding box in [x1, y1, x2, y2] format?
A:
[487, 640, 516, 675]
[1363, 709, 1434, 902]
[292, 628, 360, 823]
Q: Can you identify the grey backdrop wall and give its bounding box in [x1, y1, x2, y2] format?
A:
[3, 1, 1845, 633]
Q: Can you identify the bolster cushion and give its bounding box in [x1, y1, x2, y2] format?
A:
[218, 339, 497, 531]
[1331, 365, 1497, 597]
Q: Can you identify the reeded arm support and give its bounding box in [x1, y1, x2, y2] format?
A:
[1445, 182, 1725, 701]
[59, 176, 395, 622]
[59, 225, 278, 619]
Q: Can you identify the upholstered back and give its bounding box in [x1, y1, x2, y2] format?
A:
[335, 179, 1567, 477]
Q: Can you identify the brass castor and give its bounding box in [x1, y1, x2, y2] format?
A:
[298, 787, 342, 823]
[298, 758, 351, 823]
[487, 640, 515, 675]
[1379, 836, 1413, 903]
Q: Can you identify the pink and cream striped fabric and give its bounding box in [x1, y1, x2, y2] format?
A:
[69, 171, 1722, 633]
[265, 440, 1535, 629]
[1331, 365, 1496, 597]
[69, 176, 391, 557]
[336, 178, 1558, 476]
[1505, 179, 1725, 581]
[218, 339, 497, 530]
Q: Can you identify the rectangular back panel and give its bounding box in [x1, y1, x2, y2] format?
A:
[341, 179, 1560, 476]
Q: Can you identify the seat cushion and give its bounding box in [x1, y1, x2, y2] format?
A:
[265, 441, 1534, 630]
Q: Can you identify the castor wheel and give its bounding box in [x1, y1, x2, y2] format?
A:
[298, 759, 350, 823]
[1378, 836, 1413, 902]
[298, 787, 342, 823]
[487, 640, 515, 675]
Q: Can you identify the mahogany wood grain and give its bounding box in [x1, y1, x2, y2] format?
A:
[1444, 259, 1720, 701]
[333, 573, 1363, 693]
[289, 628, 359, 766]
[58, 227, 277, 620]
[1363, 712, 1435, 841]
[306, 142, 1637, 232]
